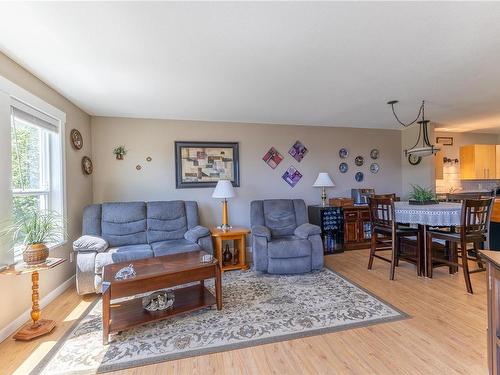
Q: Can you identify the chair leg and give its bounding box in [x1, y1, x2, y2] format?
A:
[368, 231, 377, 270]
[426, 231, 433, 278]
[447, 241, 454, 274]
[473, 242, 485, 270]
[461, 240, 473, 294]
[390, 236, 397, 281]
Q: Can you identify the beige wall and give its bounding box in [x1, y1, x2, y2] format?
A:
[0, 53, 92, 332]
[91, 117, 403, 228]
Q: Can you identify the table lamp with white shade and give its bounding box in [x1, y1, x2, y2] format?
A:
[212, 180, 236, 230]
[313, 172, 335, 206]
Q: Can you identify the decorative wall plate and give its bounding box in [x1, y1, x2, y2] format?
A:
[339, 148, 348, 158]
[70, 129, 83, 150]
[408, 154, 422, 166]
[355, 156, 364, 166]
[355, 171, 364, 182]
[81, 156, 93, 175]
[370, 149, 379, 159]
[339, 162, 348, 173]
[370, 163, 380, 174]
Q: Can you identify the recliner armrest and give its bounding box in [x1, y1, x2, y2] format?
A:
[294, 223, 321, 239]
[251, 225, 271, 241]
[184, 225, 211, 243]
[73, 235, 109, 253]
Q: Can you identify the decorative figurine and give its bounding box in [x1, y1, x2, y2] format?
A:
[223, 243, 232, 265]
[232, 246, 239, 265]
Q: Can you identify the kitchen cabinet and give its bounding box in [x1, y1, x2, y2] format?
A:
[460, 144, 496, 180]
[435, 150, 444, 179]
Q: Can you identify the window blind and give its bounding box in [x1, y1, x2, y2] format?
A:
[11, 98, 59, 133]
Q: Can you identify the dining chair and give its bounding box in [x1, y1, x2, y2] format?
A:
[368, 196, 420, 280]
[426, 197, 494, 294]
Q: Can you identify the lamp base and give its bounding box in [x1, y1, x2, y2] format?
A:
[217, 224, 232, 232]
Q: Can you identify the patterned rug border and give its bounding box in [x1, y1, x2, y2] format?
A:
[32, 267, 409, 375]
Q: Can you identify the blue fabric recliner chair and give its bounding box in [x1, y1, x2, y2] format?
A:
[250, 199, 324, 274]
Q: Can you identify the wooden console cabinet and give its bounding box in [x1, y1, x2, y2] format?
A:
[479, 250, 500, 375]
[343, 206, 371, 250]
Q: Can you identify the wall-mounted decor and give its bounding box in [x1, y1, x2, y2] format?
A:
[436, 136, 453, 146]
[113, 145, 127, 160]
[136, 165, 142, 170]
[70, 129, 83, 150]
[355, 171, 364, 182]
[339, 148, 348, 159]
[81, 156, 93, 175]
[262, 147, 283, 169]
[175, 141, 240, 188]
[282, 166, 302, 187]
[146, 156, 152, 162]
[339, 162, 348, 173]
[289, 140, 308, 162]
[370, 163, 380, 174]
[408, 154, 422, 166]
[370, 149, 379, 159]
[355, 156, 364, 166]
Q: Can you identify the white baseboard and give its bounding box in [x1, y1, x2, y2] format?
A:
[0, 275, 75, 343]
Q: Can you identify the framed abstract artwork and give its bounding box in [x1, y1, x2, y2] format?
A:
[289, 140, 308, 162]
[262, 147, 283, 169]
[282, 166, 302, 187]
[175, 141, 240, 188]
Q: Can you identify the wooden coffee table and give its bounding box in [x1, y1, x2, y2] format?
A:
[101, 250, 222, 344]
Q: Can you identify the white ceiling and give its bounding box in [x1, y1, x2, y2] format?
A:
[1, 2, 500, 133]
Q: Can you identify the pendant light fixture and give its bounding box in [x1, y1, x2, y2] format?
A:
[387, 100, 440, 157]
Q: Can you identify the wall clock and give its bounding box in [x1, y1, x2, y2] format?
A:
[70, 128, 83, 150]
[408, 154, 422, 166]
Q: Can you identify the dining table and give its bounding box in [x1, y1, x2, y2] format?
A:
[394, 201, 462, 277]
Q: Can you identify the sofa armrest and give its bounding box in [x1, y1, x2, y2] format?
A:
[251, 225, 271, 241]
[294, 223, 321, 239]
[73, 235, 109, 253]
[184, 225, 211, 243]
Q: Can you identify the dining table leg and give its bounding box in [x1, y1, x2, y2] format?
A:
[419, 224, 429, 278]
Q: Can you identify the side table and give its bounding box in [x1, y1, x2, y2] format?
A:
[0, 257, 66, 340]
[211, 227, 250, 272]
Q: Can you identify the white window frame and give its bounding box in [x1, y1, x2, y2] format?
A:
[0, 75, 67, 265]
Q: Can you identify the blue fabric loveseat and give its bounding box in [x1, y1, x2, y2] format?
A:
[73, 201, 213, 295]
[250, 199, 323, 274]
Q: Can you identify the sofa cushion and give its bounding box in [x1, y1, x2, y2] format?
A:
[151, 239, 202, 257]
[73, 235, 108, 253]
[101, 202, 147, 247]
[268, 236, 311, 258]
[263, 200, 297, 237]
[94, 244, 153, 274]
[147, 201, 188, 243]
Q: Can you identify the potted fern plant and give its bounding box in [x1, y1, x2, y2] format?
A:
[113, 145, 127, 160]
[4, 210, 65, 265]
[408, 184, 438, 205]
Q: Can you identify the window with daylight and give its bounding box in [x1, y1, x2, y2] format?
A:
[10, 100, 65, 256]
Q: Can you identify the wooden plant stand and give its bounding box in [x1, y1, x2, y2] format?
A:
[0, 258, 66, 341]
[211, 227, 250, 272]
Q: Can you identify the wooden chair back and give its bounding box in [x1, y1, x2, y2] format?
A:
[368, 196, 396, 232]
[461, 198, 494, 239]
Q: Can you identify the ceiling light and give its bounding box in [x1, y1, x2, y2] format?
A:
[387, 100, 440, 158]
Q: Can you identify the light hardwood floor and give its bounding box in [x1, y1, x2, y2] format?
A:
[0, 249, 489, 375]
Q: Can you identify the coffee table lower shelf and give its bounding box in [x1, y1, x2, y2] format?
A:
[107, 284, 216, 336]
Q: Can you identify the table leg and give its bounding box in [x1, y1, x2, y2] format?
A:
[240, 235, 249, 271]
[215, 263, 223, 310]
[13, 271, 56, 341]
[102, 285, 110, 345]
[423, 225, 429, 278]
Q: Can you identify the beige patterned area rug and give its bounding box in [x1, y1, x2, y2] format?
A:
[33, 269, 407, 374]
